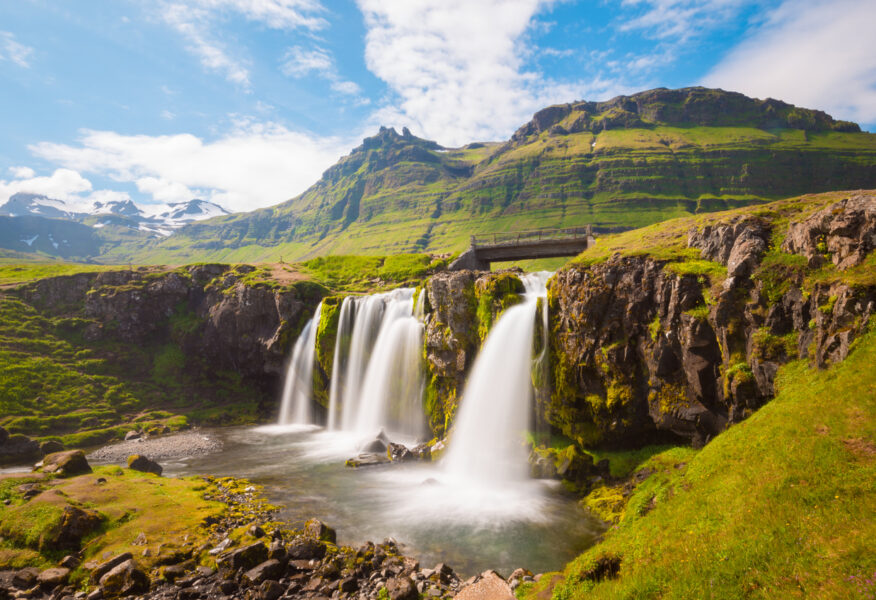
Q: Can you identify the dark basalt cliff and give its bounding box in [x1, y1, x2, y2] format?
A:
[19, 265, 326, 400]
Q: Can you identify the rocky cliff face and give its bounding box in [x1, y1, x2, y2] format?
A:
[547, 193, 876, 447]
[421, 270, 526, 436]
[20, 265, 326, 399]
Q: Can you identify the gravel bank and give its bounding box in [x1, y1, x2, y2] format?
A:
[88, 430, 222, 463]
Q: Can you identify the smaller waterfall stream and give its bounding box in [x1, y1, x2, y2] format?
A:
[327, 297, 355, 430]
[277, 302, 322, 425]
[443, 272, 552, 484]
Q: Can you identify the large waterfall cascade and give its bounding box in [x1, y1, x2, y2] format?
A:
[442, 272, 552, 484]
[277, 302, 323, 425]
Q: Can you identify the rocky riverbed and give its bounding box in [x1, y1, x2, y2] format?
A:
[87, 431, 223, 464]
[0, 451, 536, 600]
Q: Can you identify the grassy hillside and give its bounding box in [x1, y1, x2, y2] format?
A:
[524, 328, 875, 599]
[106, 87, 876, 265]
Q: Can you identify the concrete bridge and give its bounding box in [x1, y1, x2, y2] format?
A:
[448, 225, 595, 271]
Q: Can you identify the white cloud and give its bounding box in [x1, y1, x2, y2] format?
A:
[331, 80, 362, 96]
[281, 46, 333, 77]
[355, 0, 620, 146]
[703, 0, 876, 126]
[161, 3, 251, 87]
[619, 0, 752, 43]
[193, 0, 327, 30]
[30, 122, 353, 212]
[280, 45, 364, 98]
[161, 110, 176, 120]
[0, 31, 34, 68]
[158, 0, 327, 87]
[9, 166, 36, 179]
[0, 168, 93, 208]
[89, 189, 132, 205]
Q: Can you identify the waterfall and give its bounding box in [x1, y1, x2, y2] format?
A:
[354, 290, 424, 437]
[330, 288, 425, 438]
[278, 302, 323, 425]
[443, 272, 552, 484]
[327, 297, 355, 430]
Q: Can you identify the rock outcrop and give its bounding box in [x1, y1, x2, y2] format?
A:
[547, 194, 876, 446]
[421, 270, 526, 435]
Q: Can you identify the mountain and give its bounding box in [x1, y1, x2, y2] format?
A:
[0, 194, 229, 260]
[116, 87, 876, 265]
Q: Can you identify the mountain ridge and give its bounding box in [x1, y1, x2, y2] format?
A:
[5, 87, 876, 264]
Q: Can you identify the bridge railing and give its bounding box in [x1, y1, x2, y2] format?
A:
[471, 225, 592, 248]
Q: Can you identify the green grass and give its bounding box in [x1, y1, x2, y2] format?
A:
[532, 328, 876, 600]
[0, 263, 113, 286]
[299, 253, 442, 291]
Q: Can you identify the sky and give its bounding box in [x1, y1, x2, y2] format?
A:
[1, 0, 874, 214]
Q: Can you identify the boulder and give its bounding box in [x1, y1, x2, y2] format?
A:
[304, 518, 337, 544]
[90, 553, 134, 584]
[36, 450, 91, 477]
[386, 576, 418, 600]
[127, 454, 162, 476]
[387, 442, 413, 462]
[98, 559, 150, 597]
[124, 430, 141, 441]
[455, 570, 514, 600]
[39, 440, 64, 455]
[411, 443, 432, 461]
[217, 542, 268, 573]
[51, 506, 103, 549]
[1, 433, 41, 463]
[11, 567, 39, 589]
[361, 438, 387, 453]
[37, 567, 70, 588]
[259, 579, 284, 600]
[345, 453, 390, 468]
[286, 537, 326, 560]
[242, 559, 284, 585]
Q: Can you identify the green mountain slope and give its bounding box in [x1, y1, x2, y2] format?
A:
[112, 87, 876, 264]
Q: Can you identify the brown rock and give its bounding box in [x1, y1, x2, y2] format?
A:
[455, 571, 514, 600]
[90, 553, 134, 584]
[242, 559, 284, 585]
[51, 506, 103, 549]
[127, 454, 162, 476]
[98, 559, 149, 597]
[386, 576, 418, 600]
[37, 567, 70, 588]
[35, 450, 91, 477]
[216, 541, 268, 573]
[304, 518, 336, 543]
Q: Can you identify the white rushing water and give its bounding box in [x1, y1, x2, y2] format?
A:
[443, 272, 552, 485]
[327, 297, 355, 430]
[277, 302, 322, 425]
[332, 288, 425, 439]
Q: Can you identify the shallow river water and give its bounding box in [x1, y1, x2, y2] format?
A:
[161, 425, 604, 577]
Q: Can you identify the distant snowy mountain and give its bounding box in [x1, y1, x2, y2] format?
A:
[0, 193, 230, 235]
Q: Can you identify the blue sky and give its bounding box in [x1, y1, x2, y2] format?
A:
[1, 0, 874, 213]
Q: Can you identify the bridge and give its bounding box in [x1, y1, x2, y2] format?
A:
[448, 225, 595, 271]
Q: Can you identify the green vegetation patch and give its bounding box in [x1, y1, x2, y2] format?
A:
[532, 329, 876, 600]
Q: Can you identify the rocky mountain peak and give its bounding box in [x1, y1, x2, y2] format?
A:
[511, 87, 861, 143]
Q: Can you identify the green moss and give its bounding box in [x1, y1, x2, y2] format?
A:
[474, 273, 525, 341]
[751, 328, 798, 361]
[313, 297, 343, 408]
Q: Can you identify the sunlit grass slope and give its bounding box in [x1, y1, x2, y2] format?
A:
[526, 329, 876, 599]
